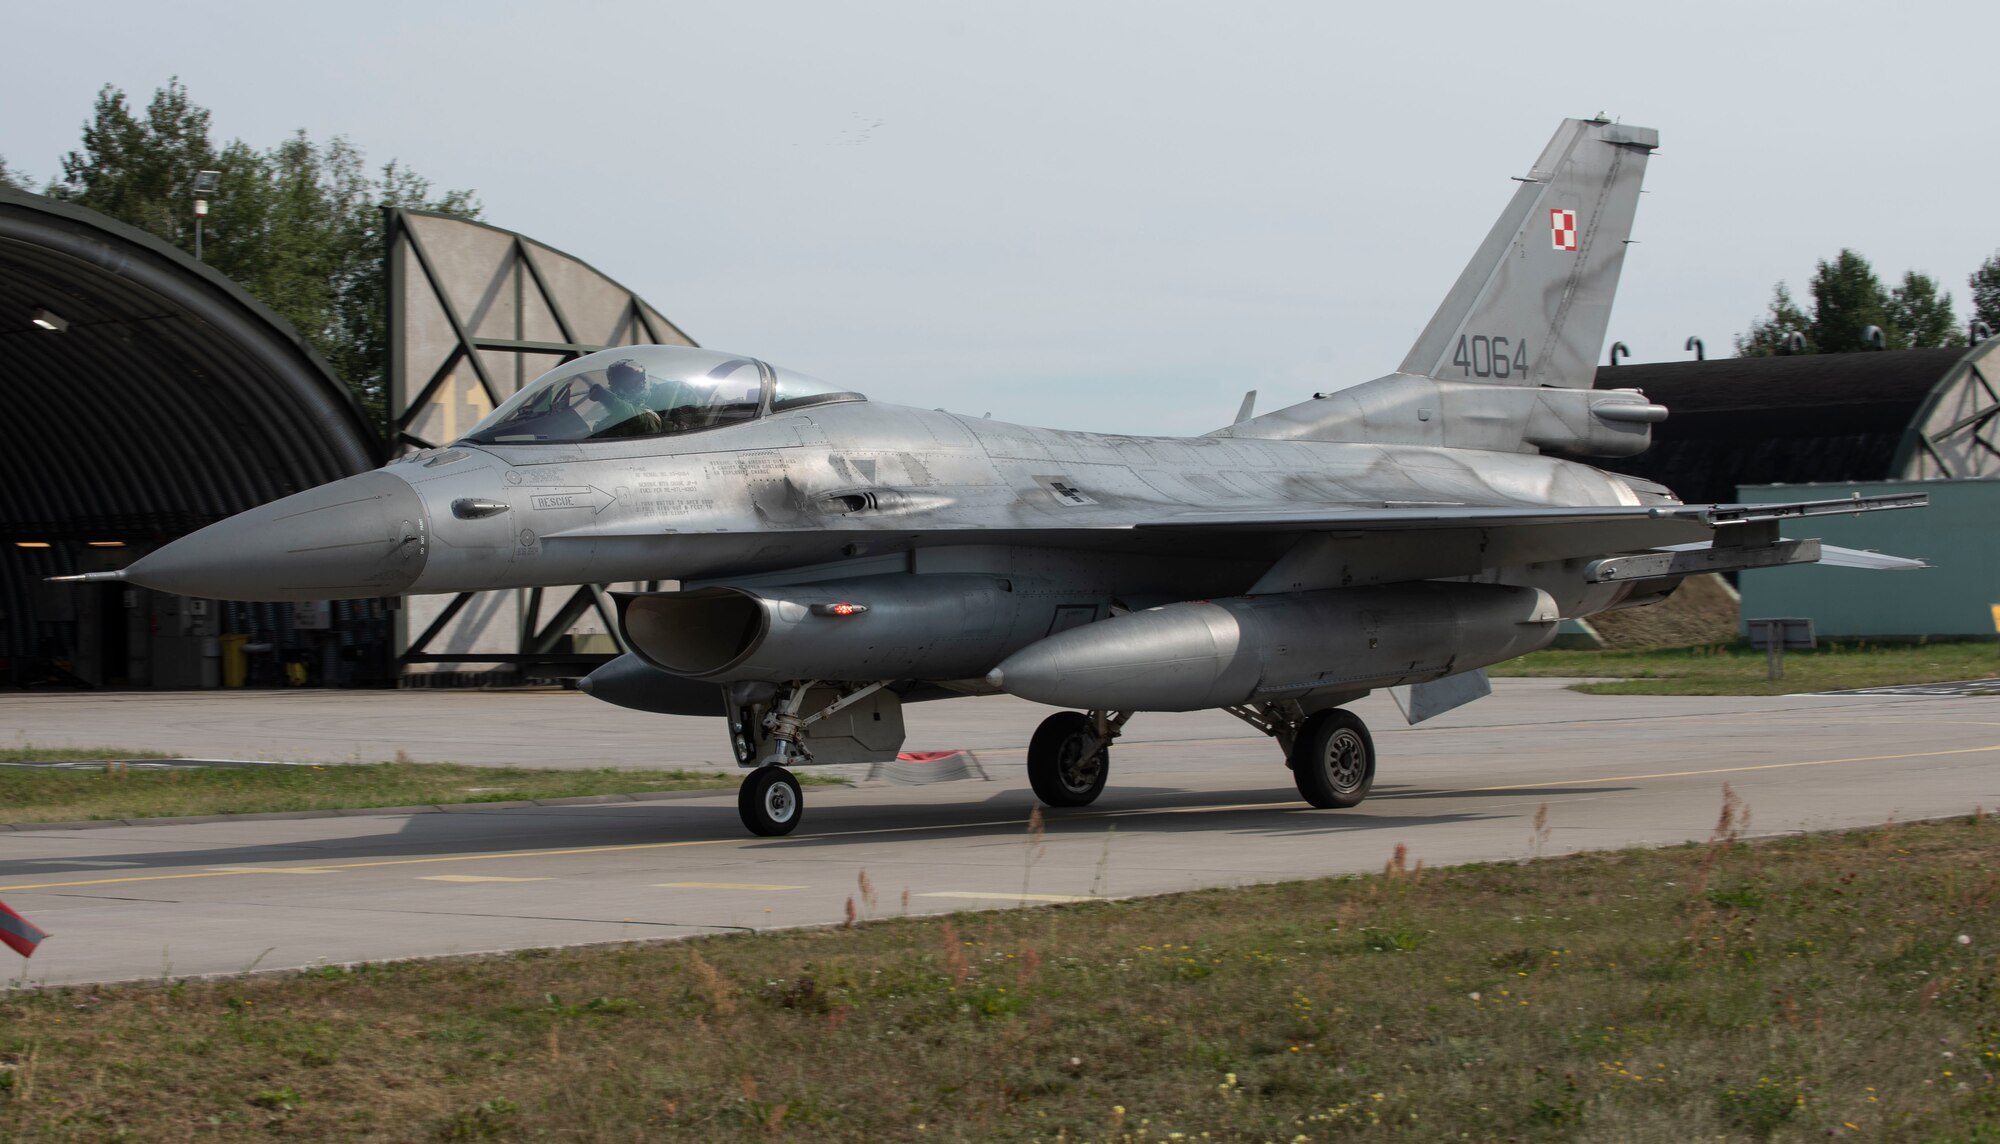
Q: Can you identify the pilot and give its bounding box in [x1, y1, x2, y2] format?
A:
[588, 359, 662, 438]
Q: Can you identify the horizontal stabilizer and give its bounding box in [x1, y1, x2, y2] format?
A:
[1804, 543, 1928, 571]
[1648, 540, 1928, 568]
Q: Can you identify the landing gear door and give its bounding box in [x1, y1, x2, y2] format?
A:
[799, 685, 906, 765]
[725, 685, 907, 766]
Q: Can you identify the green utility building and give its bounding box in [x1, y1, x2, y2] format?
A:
[1736, 479, 1998, 637]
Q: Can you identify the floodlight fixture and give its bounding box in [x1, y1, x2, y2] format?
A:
[29, 307, 67, 332]
[192, 170, 222, 260]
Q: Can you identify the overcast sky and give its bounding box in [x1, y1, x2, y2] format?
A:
[5, 1, 1993, 435]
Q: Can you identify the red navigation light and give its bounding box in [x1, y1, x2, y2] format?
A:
[831, 602, 861, 616]
[811, 601, 869, 617]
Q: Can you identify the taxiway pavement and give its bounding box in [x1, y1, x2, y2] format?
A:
[1, 680, 1995, 988]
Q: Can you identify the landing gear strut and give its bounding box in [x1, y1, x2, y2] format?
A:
[1223, 700, 1376, 809]
[1027, 709, 1129, 807]
[728, 679, 891, 836]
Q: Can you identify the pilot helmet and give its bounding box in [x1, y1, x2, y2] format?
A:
[605, 358, 646, 399]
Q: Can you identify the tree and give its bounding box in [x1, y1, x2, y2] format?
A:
[1738, 249, 1974, 355]
[1971, 253, 2000, 337]
[54, 80, 223, 247]
[1734, 282, 1813, 356]
[47, 79, 480, 424]
[1885, 270, 1962, 349]
[1807, 249, 1896, 352]
[0, 156, 24, 190]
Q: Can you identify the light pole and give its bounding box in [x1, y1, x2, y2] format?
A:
[192, 170, 220, 261]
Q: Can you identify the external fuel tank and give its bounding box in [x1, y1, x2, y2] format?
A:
[988, 582, 1559, 711]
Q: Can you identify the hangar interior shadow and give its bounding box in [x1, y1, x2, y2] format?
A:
[0, 188, 386, 690]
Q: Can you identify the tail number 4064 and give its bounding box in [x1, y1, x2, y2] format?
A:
[1452, 335, 1529, 379]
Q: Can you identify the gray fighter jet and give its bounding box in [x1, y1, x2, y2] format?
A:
[60, 117, 1924, 836]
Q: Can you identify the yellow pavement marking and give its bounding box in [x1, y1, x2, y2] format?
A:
[656, 881, 806, 891]
[4, 738, 1996, 895]
[917, 891, 1096, 903]
[418, 875, 552, 883]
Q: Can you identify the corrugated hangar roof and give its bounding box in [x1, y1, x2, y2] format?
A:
[0, 188, 379, 543]
[1592, 348, 1969, 504]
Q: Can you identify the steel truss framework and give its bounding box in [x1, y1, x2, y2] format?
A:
[385, 209, 694, 674]
[1895, 336, 2000, 480]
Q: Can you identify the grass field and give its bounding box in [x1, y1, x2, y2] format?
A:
[0, 751, 790, 824]
[1492, 639, 2000, 695]
[1, 806, 1993, 1141]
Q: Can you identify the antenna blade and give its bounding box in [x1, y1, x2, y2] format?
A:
[1234, 390, 1257, 424]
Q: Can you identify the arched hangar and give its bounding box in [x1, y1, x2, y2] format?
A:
[0, 187, 385, 687]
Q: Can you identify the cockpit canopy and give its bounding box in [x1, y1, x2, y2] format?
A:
[457, 345, 863, 446]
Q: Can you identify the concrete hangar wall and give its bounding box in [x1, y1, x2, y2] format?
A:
[1, 191, 691, 689]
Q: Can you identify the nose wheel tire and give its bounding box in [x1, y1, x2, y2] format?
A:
[739, 766, 803, 836]
[1291, 708, 1375, 809]
[1027, 711, 1109, 807]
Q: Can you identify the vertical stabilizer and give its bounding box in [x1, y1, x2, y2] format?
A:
[1398, 118, 1657, 389]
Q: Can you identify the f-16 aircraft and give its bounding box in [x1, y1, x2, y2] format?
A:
[61, 117, 1924, 836]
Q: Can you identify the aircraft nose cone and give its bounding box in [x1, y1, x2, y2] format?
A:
[124, 471, 428, 601]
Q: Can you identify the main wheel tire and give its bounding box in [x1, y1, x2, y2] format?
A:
[1026, 711, 1109, 807]
[1290, 708, 1375, 809]
[739, 766, 804, 836]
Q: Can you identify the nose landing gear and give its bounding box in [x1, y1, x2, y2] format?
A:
[739, 765, 803, 836]
[727, 678, 894, 837]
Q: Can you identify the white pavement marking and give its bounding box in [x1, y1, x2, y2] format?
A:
[417, 875, 552, 883]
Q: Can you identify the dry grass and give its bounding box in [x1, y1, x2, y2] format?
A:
[3, 809, 1997, 1141]
[1494, 639, 2000, 695]
[1586, 572, 1740, 650]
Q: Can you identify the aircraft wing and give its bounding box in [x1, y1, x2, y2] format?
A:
[1131, 493, 1926, 534]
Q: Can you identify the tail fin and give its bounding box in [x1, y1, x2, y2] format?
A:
[1398, 117, 1656, 389]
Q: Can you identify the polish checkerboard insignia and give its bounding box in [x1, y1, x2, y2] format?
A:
[1550, 208, 1578, 252]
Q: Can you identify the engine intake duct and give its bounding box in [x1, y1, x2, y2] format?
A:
[988, 582, 1559, 711]
[616, 574, 1023, 684]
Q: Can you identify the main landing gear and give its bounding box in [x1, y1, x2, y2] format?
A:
[1026, 709, 1130, 807]
[1287, 708, 1376, 808]
[1022, 703, 1377, 812]
[1223, 701, 1377, 809]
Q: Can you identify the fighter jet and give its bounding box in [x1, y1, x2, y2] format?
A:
[60, 117, 1924, 836]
